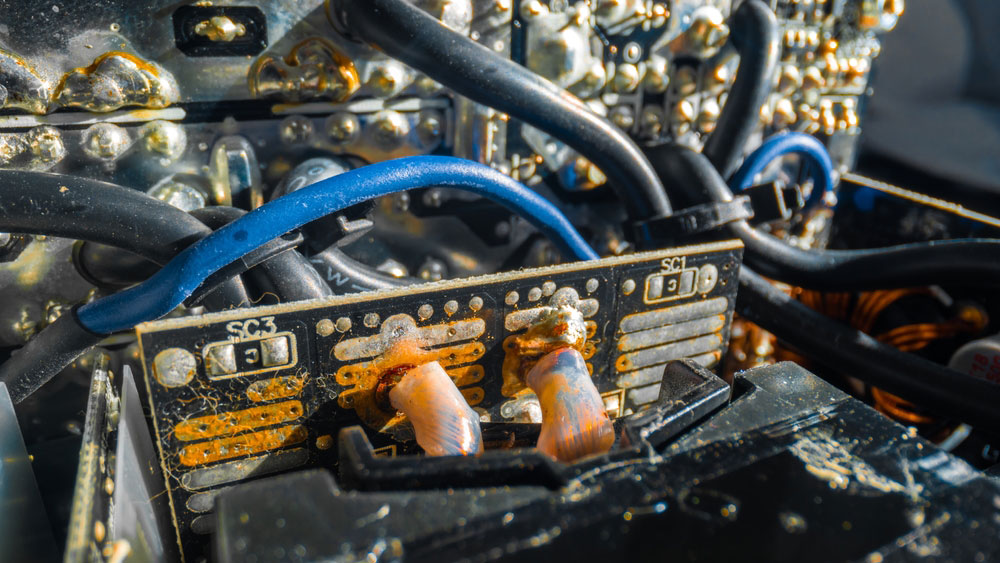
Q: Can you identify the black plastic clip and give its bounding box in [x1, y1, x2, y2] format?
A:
[633, 196, 754, 243]
[743, 180, 805, 224]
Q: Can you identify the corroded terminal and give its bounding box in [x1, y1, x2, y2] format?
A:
[0, 126, 66, 169]
[502, 305, 588, 396]
[54, 52, 180, 113]
[389, 361, 483, 456]
[512, 306, 586, 357]
[194, 15, 247, 42]
[0, 48, 50, 114]
[249, 38, 360, 103]
[526, 347, 614, 462]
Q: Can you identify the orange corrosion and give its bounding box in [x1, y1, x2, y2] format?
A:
[173, 400, 303, 442]
[179, 425, 307, 466]
[246, 375, 306, 403]
[389, 361, 482, 456]
[527, 347, 614, 462]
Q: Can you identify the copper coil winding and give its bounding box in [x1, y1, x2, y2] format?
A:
[783, 287, 983, 427]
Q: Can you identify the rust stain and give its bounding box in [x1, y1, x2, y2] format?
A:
[179, 425, 307, 467]
[173, 400, 303, 442]
[460, 386, 485, 405]
[336, 338, 486, 440]
[335, 341, 485, 385]
[451, 365, 485, 386]
[246, 375, 306, 403]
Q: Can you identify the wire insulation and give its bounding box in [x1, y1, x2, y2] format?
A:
[0, 170, 210, 264]
[77, 156, 599, 334]
[702, 0, 780, 179]
[730, 132, 835, 207]
[737, 268, 1000, 429]
[647, 143, 1000, 291]
[331, 0, 672, 225]
[190, 207, 333, 302]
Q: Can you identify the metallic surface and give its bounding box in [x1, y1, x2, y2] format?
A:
[0, 383, 58, 562]
[133, 242, 740, 560]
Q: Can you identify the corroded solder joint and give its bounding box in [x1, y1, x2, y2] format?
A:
[389, 361, 483, 456]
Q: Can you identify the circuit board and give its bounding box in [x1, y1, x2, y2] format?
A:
[135, 240, 741, 557]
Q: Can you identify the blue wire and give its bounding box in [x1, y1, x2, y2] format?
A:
[77, 156, 599, 334]
[729, 132, 835, 207]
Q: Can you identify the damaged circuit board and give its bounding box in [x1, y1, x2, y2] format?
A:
[135, 240, 742, 557]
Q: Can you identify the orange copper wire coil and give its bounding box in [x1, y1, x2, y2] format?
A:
[870, 387, 936, 426]
[794, 288, 973, 427]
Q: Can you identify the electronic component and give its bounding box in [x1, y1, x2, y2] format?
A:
[213, 362, 1000, 563]
[12, 1, 1000, 561]
[135, 242, 741, 559]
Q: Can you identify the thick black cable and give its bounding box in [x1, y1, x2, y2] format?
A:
[738, 268, 1000, 429]
[190, 207, 333, 302]
[702, 0, 780, 180]
[646, 143, 1000, 291]
[331, 0, 672, 224]
[0, 312, 102, 403]
[645, 142, 1000, 427]
[0, 170, 210, 263]
[0, 168, 251, 307]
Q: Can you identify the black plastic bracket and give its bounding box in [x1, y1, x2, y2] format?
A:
[185, 231, 304, 305]
[337, 426, 568, 491]
[743, 180, 805, 224]
[621, 359, 731, 449]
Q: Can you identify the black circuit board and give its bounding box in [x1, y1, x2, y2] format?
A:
[134, 241, 742, 558]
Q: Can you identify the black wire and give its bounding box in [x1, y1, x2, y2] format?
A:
[702, 0, 780, 180]
[0, 169, 250, 308]
[645, 142, 1000, 427]
[738, 268, 1000, 429]
[190, 207, 333, 302]
[308, 247, 417, 293]
[0, 312, 102, 404]
[646, 143, 1000, 291]
[0, 170, 209, 264]
[331, 0, 672, 224]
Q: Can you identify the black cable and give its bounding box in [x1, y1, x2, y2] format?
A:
[738, 268, 1000, 429]
[330, 0, 672, 226]
[0, 312, 102, 404]
[646, 143, 1000, 291]
[190, 207, 333, 302]
[702, 0, 780, 180]
[0, 168, 251, 308]
[0, 170, 209, 264]
[308, 247, 417, 293]
[645, 142, 1000, 427]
